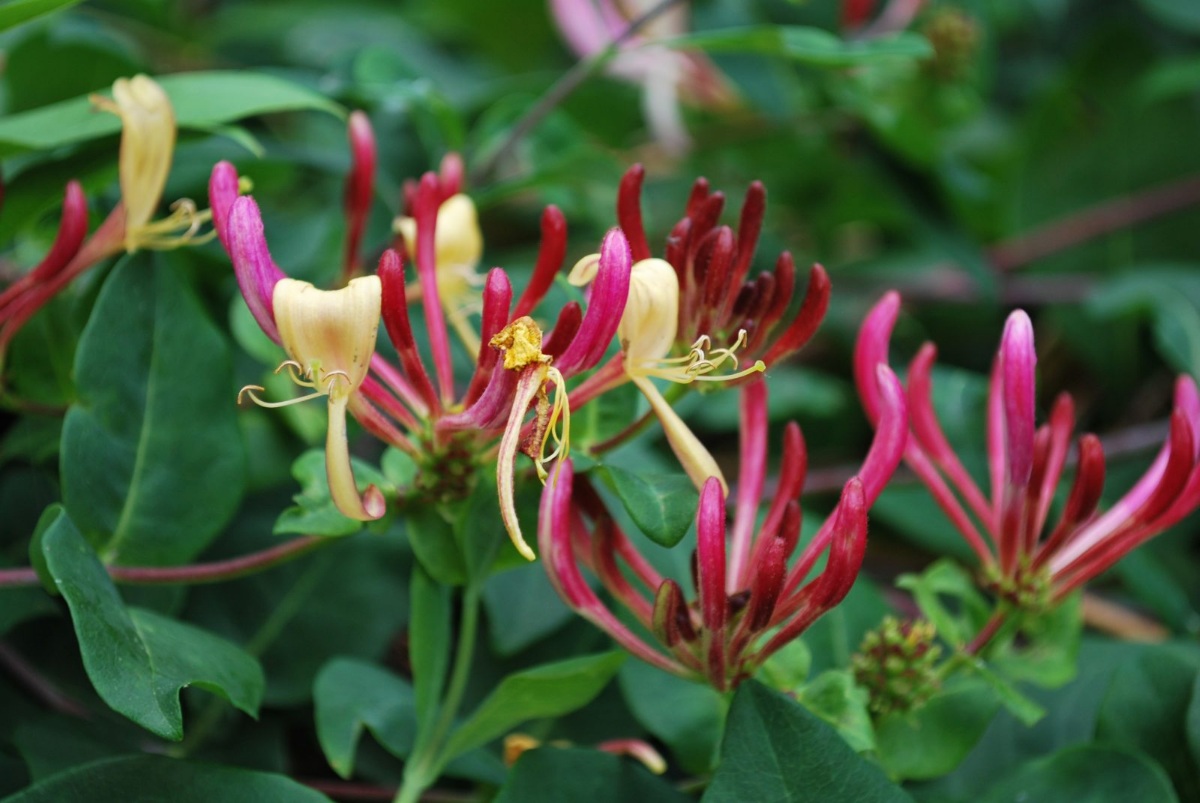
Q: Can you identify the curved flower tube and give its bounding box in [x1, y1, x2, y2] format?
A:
[855, 293, 1200, 606]
[538, 373, 907, 689]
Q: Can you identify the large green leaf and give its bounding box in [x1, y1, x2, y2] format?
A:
[597, 465, 698, 548]
[443, 652, 626, 760]
[312, 657, 505, 783]
[495, 747, 690, 803]
[0, 71, 343, 157]
[703, 682, 912, 803]
[483, 560, 575, 656]
[0, 0, 83, 34]
[314, 658, 416, 779]
[40, 511, 264, 741]
[0, 754, 331, 802]
[979, 745, 1178, 803]
[61, 255, 246, 566]
[1096, 645, 1200, 801]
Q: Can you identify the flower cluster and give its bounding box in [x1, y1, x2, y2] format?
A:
[212, 114, 633, 559]
[569, 164, 832, 492]
[856, 292, 1200, 609]
[538, 374, 906, 689]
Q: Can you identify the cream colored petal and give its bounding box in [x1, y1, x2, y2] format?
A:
[273, 276, 381, 393]
[632, 375, 727, 495]
[324, 394, 385, 521]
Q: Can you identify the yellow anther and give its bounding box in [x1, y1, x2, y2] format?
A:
[490, 316, 551, 371]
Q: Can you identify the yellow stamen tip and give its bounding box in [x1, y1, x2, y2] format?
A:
[490, 316, 551, 371]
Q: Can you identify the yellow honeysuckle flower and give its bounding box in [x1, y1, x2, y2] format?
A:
[394, 193, 484, 355]
[239, 276, 386, 521]
[569, 254, 764, 494]
[91, 74, 210, 252]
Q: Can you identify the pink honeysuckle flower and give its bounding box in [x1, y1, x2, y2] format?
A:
[548, 0, 738, 154]
[212, 120, 632, 559]
[538, 372, 907, 690]
[844, 0, 925, 37]
[855, 292, 1200, 606]
[566, 165, 832, 494]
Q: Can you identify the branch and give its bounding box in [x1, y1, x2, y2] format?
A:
[0, 535, 327, 589]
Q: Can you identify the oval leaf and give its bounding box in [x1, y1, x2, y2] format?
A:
[61, 254, 247, 566]
[598, 465, 698, 548]
[40, 511, 264, 741]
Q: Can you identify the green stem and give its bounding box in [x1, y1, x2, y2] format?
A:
[394, 584, 482, 803]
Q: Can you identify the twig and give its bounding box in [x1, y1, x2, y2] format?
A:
[989, 174, 1200, 272]
[470, 0, 687, 184]
[0, 641, 90, 718]
[1081, 592, 1169, 642]
[0, 535, 327, 589]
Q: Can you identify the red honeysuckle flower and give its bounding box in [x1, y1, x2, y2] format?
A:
[855, 292, 1200, 605]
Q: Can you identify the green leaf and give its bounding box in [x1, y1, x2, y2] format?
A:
[759, 639, 813, 692]
[0, 0, 83, 33]
[457, 479, 507, 582]
[989, 592, 1083, 688]
[1096, 645, 1200, 801]
[703, 682, 912, 802]
[796, 670, 875, 754]
[443, 652, 626, 760]
[314, 658, 416, 778]
[40, 511, 264, 740]
[483, 561, 575, 656]
[409, 564, 452, 753]
[274, 450, 379, 538]
[1, 754, 332, 802]
[404, 503, 467, 586]
[979, 745, 1179, 803]
[495, 747, 690, 803]
[619, 659, 726, 774]
[874, 677, 1002, 780]
[61, 255, 247, 566]
[0, 71, 343, 157]
[312, 657, 505, 784]
[895, 559, 990, 648]
[668, 26, 932, 67]
[597, 465, 698, 548]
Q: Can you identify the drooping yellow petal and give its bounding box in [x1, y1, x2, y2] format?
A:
[92, 76, 176, 241]
[252, 276, 385, 522]
[632, 374, 727, 495]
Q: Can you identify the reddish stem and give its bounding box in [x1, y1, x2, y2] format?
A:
[0, 535, 326, 589]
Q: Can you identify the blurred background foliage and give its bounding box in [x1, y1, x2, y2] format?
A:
[2, 0, 1200, 800]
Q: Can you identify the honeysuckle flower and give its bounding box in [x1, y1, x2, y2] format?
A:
[566, 165, 832, 492]
[538, 373, 908, 690]
[855, 292, 1200, 609]
[548, 0, 737, 154]
[212, 131, 632, 558]
[2, 75, 210, 376]
[90, 75, 211, 252]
